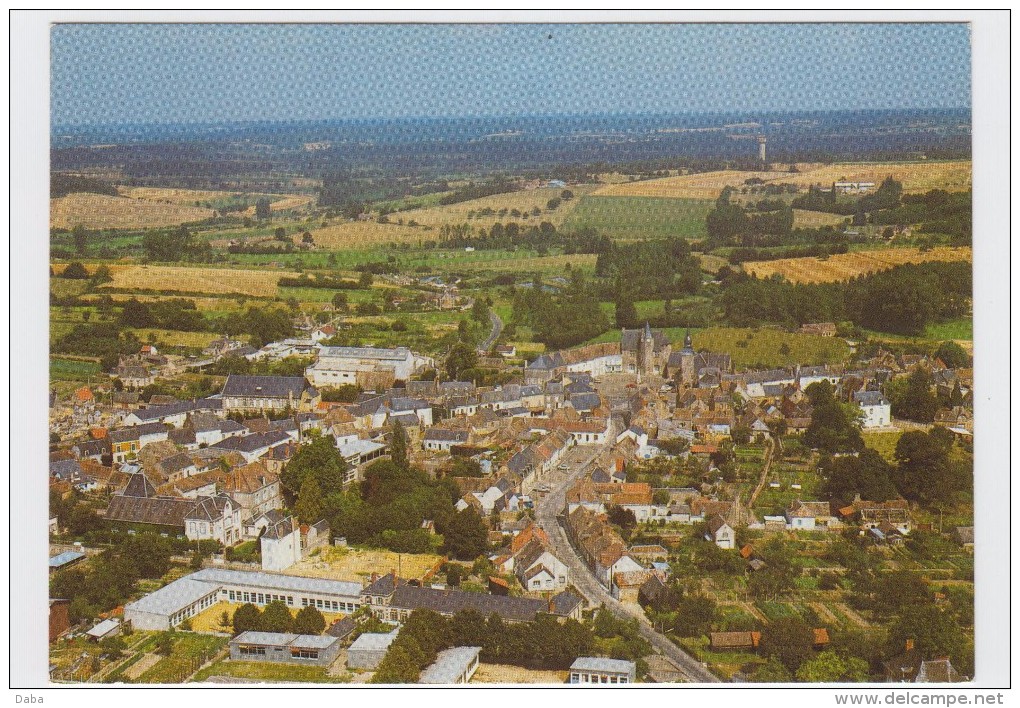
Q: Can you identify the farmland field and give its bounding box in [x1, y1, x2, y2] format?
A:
[862, 431, 904, 464]
[397, 186, 592, 229]
[741, 246, 972, 284]
[118, 186, 249, 204]
[792, 209, 848, 229]
[99, 264, 296, 296]
[50, 356, 101, 381]
[592, 161, 971, 201]
[925, 317, 973, 341]
[561, 195, 712, 240]
[594, 170, 793, 200]
[51, 193, 215, 229]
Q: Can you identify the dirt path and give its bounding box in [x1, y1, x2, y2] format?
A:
[833, 602, 872, 629]
[737, 601, 770, 624]
[747, 438, 776, 510]
[809, 602, 841, 625]
[124, 653, 161, 680]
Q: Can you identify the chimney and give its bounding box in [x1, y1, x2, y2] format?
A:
[370, 572, 379, 583]
[905, 639, 915, 652]
[548, 597, 556, 613]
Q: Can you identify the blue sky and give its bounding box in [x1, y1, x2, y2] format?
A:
[51, 23, 971, 127]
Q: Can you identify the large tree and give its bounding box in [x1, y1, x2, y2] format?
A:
[280, 434, 349, 499]
[260, 601, 295, 633]
[232, 603, 261, 635]
[804, 380, 863, 453]
[294, 605, 326, 635]
[294, 476, 325, 524]
[760, 616, 816, 673]
[441, 508, 488, 560]
[820, 448, 898, 502]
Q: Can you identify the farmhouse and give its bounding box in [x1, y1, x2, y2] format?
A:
[230, 631, 343, 667]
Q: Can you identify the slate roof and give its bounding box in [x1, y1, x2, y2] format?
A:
[621, 327, 670, 352]
[109, 422, 169, 443]
[325, 616, 359, 639]
[211, 431, 291, 453]
[105, 495, 194, 528]
[185, 495, 233, 522]
[370, 574, 579, 622]
[50, 459, 83, 479]
[122, 473, 158, 498]
[854, 390, 890, 406]
[424, 429, 469, 443]
[131, 399, 221, 423]
[222, 375, 308, 399]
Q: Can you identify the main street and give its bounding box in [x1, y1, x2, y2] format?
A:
[533, 427, 720, 684]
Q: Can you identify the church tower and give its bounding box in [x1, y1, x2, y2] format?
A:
[680, 328, 696, 387]
[639, 322, 655, 377]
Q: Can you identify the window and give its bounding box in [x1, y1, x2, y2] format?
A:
[238, 645, 267, 657]
[290, 649, 319, 660]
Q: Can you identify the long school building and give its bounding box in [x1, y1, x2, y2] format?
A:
[124, 568, 363, 631]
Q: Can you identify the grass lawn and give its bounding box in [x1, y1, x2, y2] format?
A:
[862, 431, 904, 464]
[562, 195, 712, 241]
[189, 601, 347, 634]
[50, 356, 101, 381]
[192, 658, 350, 684]
[925, 318, 972, 341]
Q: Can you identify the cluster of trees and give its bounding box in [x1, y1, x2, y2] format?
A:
[371, 608, 595, 683]
[281, 433, 488, 559]
[436, 221, 613, 255]
[49, 534, 174, 623]
[804, 381, 864, 454]
[120, 297, 207, 331]
[142, 226, 212, 262]
[215, 306, 294, 347]
[277, 273, 369, 290]
[885, 368, 939, 422]
[52, 322, 142, 371]
[719, 261, 971, 336]
[641, 584, 718, 638]
[705, 188, 795, 248]
[511, 272, 610, 349]
[436, 177, 517, 206]
[596, 237, 701, 302]
[754, 617, 870, 682]
[726, 242, 849, 265]
[51, 173, 119, 198]
[230, 601, 326, 636]
[791, 177, 903, 217]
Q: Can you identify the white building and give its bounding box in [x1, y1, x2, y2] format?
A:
[420, 646, 482, 684]
[854, 390, 892, 429]
[569, 657, 636, 684]
[305, 346, 431, 387]
[260, 515, 302, 572]
[185, 494, 243, 546]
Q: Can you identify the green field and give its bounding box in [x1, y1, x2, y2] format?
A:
[925, 318, 972, 341]
[136, 633, 228, 684]
[562, 195, 712, 241]
[50, 356, 101, 381]
[862, 430, 904, 463]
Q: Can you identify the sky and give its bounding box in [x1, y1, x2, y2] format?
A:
[51, 23, 971, 127]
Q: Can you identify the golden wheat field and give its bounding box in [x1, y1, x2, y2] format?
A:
[242, 194, 315, 215]
[742, 246, 972, 284]
[592, 161, 971, 200]
[792, 209, 849, 229]
[51, 262, 132, 276]
[453, 253, 598, 272]
[594, 170, 793, 199]
[309, 220, 429, 248]
[117, 186, 241, 204]
[50, 193, 215, 230]
[98, 264, 297, 296]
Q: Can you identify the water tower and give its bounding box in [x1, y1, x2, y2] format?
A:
[756, 135, 767, 164]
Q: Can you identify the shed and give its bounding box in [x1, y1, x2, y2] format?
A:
[347, 629, 399, 670]
[86, 618, 122, 641]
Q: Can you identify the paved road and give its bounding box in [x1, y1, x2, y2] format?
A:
[533, 436, 720, 684]
[478, 309, 503, 353]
